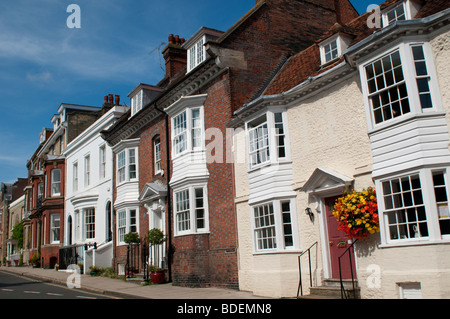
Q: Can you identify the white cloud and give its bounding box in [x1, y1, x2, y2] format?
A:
[26, 71, 52, 82]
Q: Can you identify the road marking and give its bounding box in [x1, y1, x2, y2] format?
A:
[76, 295, 97, 299]
[47, 292, 64, 296]
[24, 291, 41, 294]
[1, 288, 14, 292]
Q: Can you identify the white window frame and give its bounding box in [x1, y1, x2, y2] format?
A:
[84, 154, 90, 187]
[381, 0, 421, 28]
[187, 35, 206, 72]
[154, 136, 162, 175]
[51, 168, 61, 197]
[377, 167, 450, 247]
[245, 109, 290, 171]
[99, 145, 106, 179]
[171, 107, 204, 157]
[319, 34, 351, 65]
[251, 198, 299, 254]
[50, 213, 60, 244]
[84, 208, 95, 240]
[73, 162, 78, 192]
[116, 147, 139, 185]
[117, 207, 139, 245]
[360, 41, 442, 131]
[131, 90, 143, 116]
[173, 184, 209, 236]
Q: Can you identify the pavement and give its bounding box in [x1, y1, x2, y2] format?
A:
[0, 265, 268, 299]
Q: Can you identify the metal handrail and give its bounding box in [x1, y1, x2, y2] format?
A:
[338, 239, 358, 299]
[297, 241, 318, 298]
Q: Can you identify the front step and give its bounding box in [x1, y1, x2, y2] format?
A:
[126, 272, 148, 284]
[299, 279, 360, 299]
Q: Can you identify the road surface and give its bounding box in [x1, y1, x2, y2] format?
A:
[0, 270, 119, 299]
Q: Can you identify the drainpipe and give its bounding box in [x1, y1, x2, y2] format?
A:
[154, 102, 172, 283]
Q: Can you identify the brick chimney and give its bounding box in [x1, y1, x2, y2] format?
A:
[162, 34, 187, 79]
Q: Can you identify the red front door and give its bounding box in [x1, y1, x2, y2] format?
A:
[325, 196, 356, 279]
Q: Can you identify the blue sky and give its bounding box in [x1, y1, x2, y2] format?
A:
[0, 0, 383, 184]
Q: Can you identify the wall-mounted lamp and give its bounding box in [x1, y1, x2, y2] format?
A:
[305, 207, 314, 222]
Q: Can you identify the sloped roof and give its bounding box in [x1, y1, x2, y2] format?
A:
[263, 0, 449, 96]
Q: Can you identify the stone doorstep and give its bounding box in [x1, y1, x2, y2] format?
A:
[300, 279, 360, 299]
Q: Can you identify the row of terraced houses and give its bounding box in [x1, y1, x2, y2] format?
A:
[1, 0, 449, 299]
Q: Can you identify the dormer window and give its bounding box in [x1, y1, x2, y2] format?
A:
[319, 34, 351, 65]
[386, 3, 406, 25]
[131, 90, 143, 116]
[382, 0, 422, 27]
[324, 40, 339, 63]
[184, 27, 224, 74]
[188, 37, 205, 72]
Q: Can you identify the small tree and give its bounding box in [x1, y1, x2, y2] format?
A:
[11, 221, 24, 250]
[146, 228, 166, 270]
[124, 232, 140, 244]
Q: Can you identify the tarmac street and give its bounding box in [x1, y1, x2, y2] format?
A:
[0, 270, 117, 299]
[0, 266, 267, 299]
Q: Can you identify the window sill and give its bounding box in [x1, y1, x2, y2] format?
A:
[174, 230, 210, 238]
[252, 249, 302, 256]
[379, 238, 450, 249]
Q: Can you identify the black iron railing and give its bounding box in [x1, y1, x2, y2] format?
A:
[58, 244, 84, 269]
[338, 239, 358, 299]
[297, 241, 318, 298]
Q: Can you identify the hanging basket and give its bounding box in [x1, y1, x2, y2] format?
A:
[332, 187, 379, 239]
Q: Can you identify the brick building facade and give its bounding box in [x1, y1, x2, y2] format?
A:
[102, 0, 358, 288]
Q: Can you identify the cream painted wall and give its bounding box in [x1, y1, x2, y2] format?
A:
[233, 28, 450, 299]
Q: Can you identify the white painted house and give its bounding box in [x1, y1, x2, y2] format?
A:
[230, 0, 450, 298]
[64, 103, 128, 272]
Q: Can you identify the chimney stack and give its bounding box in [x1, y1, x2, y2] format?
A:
[162, 34, 187, 79]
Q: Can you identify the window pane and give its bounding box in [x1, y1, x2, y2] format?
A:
[383, 175, 428, 241]
[254, 203, 276, 250]
[366, 50, 409, 125]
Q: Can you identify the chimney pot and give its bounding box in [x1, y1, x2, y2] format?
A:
[104, 95, 108, 104]
[108, 94, 113, 104]
[115, 95, 120, 105]
[175, 35, 180, 45]
[168, 34, 174, 44]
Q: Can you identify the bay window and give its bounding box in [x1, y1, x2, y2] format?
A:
[172, 107, 204, 156]
[252, 198, 297, 253]
[174, 185, 208, 235]
[246, 110, 289, 170]
[378, 168, 450, 246]
[85, 208, 95, 240]
[361, 42, 440, 129]
[117, 208, 138, 244]
[116, 147, 139, 184]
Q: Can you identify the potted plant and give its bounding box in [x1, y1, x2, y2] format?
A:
[30, 253, 41, 268]
[332, 187, 379, 239]
[146, 228, 166, 284]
